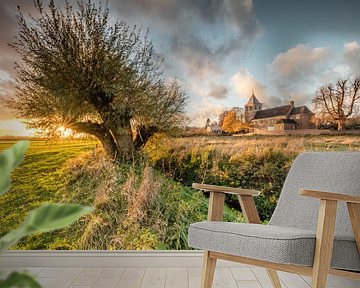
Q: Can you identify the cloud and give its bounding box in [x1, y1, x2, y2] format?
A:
[0, 0, 262, 123]
[343, 41, 360, 75]
[188, 100, 226, 127]
[207, 82, 228, 99]
[0, 0, 46, 79]
[110, 0, 261, 79]
[267, 44, 331, 105]
[268, 44, 330, 79]
[231, 68, 267, 101]
[0, 71, 16, 119]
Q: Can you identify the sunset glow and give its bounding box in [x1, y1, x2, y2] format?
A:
[57, 126, 74, 138]
[0, 119, 36, 137]
[0, 120, 75, 138]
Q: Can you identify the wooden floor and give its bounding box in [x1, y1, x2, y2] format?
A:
[1, 251, 359, 288]
[2, 266, 360, 288]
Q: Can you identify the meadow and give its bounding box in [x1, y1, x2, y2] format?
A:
[0, 140, 97, 237]
[1, 134, 359, 250]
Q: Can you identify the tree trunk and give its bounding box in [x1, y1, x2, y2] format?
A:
[133, 125, 158, 149]
[69, 122, 118, 159]
[69, 121, 158, 162]
[337, 119, 346, 130]
[110, 128, 135, 162]
[98, 131, 118, 160]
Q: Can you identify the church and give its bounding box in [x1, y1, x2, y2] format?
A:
[244, 92, 315, 131]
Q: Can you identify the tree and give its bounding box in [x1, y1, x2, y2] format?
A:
[8, 0, 187, 160]
[218, 111, 229, 127]
[313, 76, 360, 130]
[221, 111, 243, 133]
[205, 118, 211, 129]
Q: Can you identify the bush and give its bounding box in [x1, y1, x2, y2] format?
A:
[59, 152, 241, 250]
[147, 142, 294, 221]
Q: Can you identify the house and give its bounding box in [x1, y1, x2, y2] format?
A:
[206, 121, 222, 134]
[245, 93, 315, 131]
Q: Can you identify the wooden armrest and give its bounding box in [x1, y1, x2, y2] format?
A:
[193, 183, 261, 223]
[192, 183, 259, 197]
[299, 189, 360, 204]
[301, 188, 360, 272]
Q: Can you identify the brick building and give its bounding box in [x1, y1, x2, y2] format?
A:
[245, 94, 315, 131]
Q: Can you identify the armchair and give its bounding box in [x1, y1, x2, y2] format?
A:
[189, 152, 360, 288]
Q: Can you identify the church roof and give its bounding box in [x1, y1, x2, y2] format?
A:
[290, 106, 313, 115]
[253, 105, 292, 120]
[246, 94, 261, 106]
[253, 104, 313, 120]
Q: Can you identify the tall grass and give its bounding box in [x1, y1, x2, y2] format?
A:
[144, 134, 360, 220]
[2, 135, 359, 250]
[60, 152, 241, 250]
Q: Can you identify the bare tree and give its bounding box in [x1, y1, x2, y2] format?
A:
[313, 76, 360, 130]
[8, 0, 187, 161]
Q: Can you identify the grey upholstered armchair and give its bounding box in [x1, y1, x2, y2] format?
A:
[189, 152, 360, 288]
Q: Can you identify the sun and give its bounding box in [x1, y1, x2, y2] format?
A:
[57, 126, 74, 138]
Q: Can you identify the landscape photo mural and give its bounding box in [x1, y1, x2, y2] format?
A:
[0, 0, 360, 250]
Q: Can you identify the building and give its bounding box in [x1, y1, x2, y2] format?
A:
[206, 121, 222, 134]
[245, 91, 262, 123]
[245, 94, 315, 131]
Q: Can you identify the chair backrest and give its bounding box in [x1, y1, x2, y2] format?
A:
[269, 152, 360, 238]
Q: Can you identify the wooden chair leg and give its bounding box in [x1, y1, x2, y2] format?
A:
[347, 202, 360, 253]
[266, 269, 282, 288]
[312, 200, 337, 288]
[201, 251, 217, 288]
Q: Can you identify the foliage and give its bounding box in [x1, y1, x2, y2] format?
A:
[0, 204, 92, 251]
[8, 0, 187, 160]
[1, 135, 359, 250]
[0, 272, 41, 288]
[0, 141, 92, 287]
[313, 76, 360, 130]
[145, 134, 360, 220]
[221, 111, 248, 133]
[0, 141, 29, 195]
[222, 111, 241, 133]
[148, 144, 292, 220]
[62, 154, 242, 250]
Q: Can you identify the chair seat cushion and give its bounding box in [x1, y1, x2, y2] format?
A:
[188, 221, 360, 271]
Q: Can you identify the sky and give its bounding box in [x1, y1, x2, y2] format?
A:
[1, 0, 360, 134]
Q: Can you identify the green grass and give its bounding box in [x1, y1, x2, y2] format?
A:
[0, 139, 239, 250]
[2, 134, 359, 250]
[0, 140, 98, 236]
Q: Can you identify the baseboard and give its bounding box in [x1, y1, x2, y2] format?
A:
[0, 250, 247, 267]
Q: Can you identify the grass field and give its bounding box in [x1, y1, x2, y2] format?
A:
[155, 134, 360, 155]
[0, 140, 98, 237]
[1, 134, 359, 250]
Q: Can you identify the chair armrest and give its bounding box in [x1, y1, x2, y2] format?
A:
[192, 183, 259, 196]
[192, 183, 261, 223]
[300, 189, 360, 261]
[299, 189, 360, 204]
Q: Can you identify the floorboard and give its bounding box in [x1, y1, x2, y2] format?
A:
[3, 265, 360, 288]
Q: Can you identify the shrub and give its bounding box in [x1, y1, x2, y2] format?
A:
[61, 152, 241, 250]
[147, 142, 293, 220]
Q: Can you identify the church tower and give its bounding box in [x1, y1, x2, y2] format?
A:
[245, 90, 262, 122]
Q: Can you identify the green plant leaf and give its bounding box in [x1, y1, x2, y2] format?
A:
[0, 227, 26, 251]
[22, 204, 93, 234]
[0, 141, 29, 195]
[0, 204, 93, 251]
[0, 271, 41, 288]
